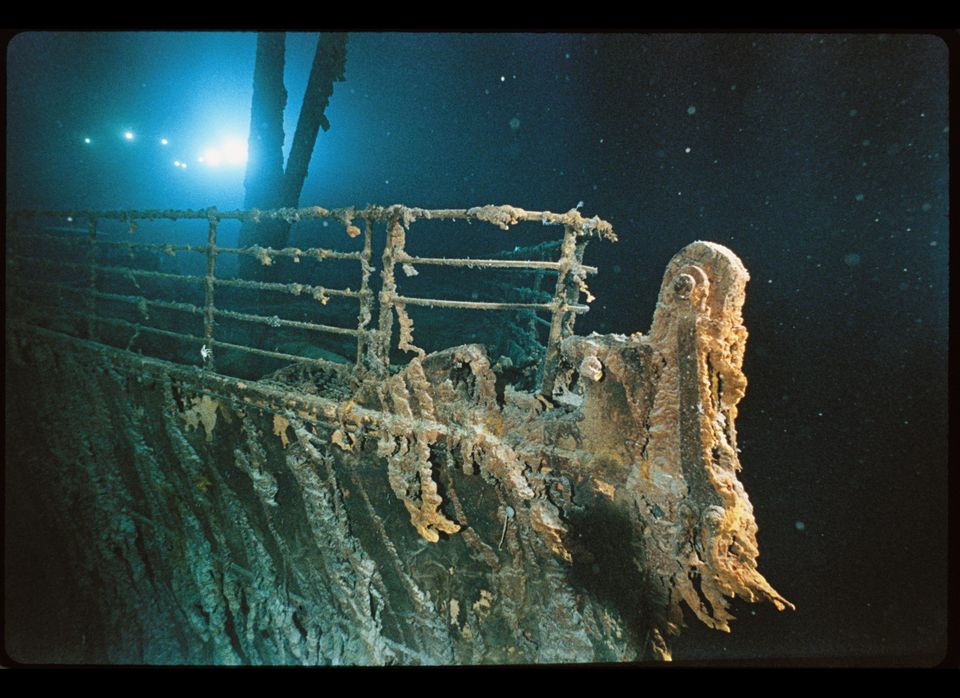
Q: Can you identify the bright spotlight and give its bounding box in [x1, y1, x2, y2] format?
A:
[124, 131, 135, 141]
[202, 148, 222, 167]
[84, 137, 91, 144]
[180, 162, 188, 169]
[196, 136, 248, 168]
[174, 160, 181, 167]
[222, 138, 248, 165]
[160, 137, 169, 145]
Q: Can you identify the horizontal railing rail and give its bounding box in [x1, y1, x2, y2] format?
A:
[7, 204, 615, 393]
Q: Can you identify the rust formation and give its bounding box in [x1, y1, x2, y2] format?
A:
[6, 204, 791, 664]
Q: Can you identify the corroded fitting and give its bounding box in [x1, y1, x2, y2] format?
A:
[579, 354, 603, 382]
[674, 273, 695, 300]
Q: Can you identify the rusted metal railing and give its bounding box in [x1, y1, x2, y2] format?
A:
[7, 204, 615, 392]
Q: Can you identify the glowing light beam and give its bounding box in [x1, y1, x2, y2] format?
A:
[222, 138, 248, 165]
[196, 136, 248, 168]
[202, 148, 222, 167]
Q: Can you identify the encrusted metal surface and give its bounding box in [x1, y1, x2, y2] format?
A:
[7, 204, 607, 381]
[6, 204, 791, 664]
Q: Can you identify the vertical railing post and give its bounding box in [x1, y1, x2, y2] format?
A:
[562, 239, 588, 338]
[355, 216, 375, 369]
[540, 223, 581, 397]
[373, 214, 403, 371]
[203, 208, 219, 371]
[86, 215, 98, 341]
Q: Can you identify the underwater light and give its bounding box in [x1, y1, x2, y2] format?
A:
[84, 137, 91, 144]
[197, 136, 247, 167]
[124, 131, 135, 141]
[202, 148, 222, 167]
[222, 137, 248, 165]
[160, 137, 169, 145]
[174, 160, 181, 167]
[197, 137, 248, 168]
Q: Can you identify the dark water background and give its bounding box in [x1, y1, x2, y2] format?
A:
[4, 31, 950, 664]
